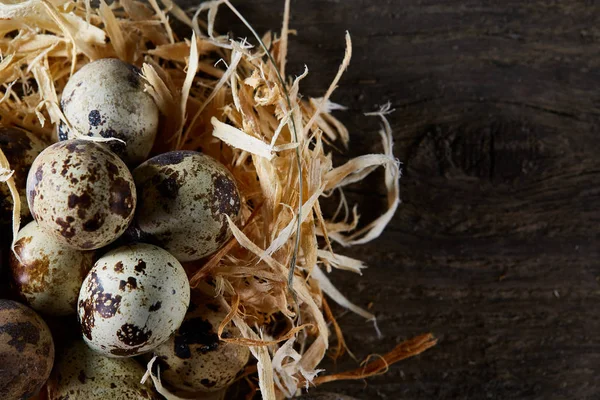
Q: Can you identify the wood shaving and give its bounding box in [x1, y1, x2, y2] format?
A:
[0, 1, 434, 398]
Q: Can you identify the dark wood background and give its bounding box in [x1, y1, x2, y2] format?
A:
[202, 1, 600, 399]
[1, 1, 598, 399]
[3, 0, 593, 399]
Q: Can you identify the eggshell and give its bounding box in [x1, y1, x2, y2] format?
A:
[10, 221, 94, 316]
[0, 126, 48, 227]
[26, 139, 136, 250]
[132, 151, 241, 262]
[47, 340, 157, 400]
[60, 58, 159, 165]
[152, 293, 250, 393]
[77, 243, 190, 357]
[0, 299, 54, 399]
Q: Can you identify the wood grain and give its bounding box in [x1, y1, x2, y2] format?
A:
[0, 1, 596, 399]
[191, 0, 600, 399]
[1, 0, 595, 398]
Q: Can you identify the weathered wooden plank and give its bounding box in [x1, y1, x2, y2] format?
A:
[192, 0, 600, 398]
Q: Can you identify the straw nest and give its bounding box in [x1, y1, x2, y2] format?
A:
[0, 0, 435, 398]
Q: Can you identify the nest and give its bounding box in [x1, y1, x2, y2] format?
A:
[0, 0, 436, 398]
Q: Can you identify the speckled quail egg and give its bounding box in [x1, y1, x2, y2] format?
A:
[131, 151, 241, 262]
[26, 139, 136, 250]
[0, 126, 48, 228]
[77, 243, 190, 357]
[151, 292, 250, 393]
[47, 340, 157, 400]
[9, 221, 94, 316]
[59, 58, 159, 165]
[0, 299, 55, 399]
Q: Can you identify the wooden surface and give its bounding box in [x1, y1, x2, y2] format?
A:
[200, 1, 600, 399]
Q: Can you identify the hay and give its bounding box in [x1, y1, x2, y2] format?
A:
[0, 0, 435, 398]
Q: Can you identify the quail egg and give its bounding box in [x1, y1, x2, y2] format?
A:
[59, 58, 159, 165]
[152, 292, 250, 393]
[77, 243, 190, 357]
[9, 221, 94, 316]
[26, 139, 136, 250]
[131, 151, 241, 262]
[0, 126, 48, 228]
[0, 299, 55, 399]
[47, 340, 157, 400]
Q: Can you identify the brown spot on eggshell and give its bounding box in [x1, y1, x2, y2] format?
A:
[173, 318, 219, 359]
[114, 261, 124, 273]
[0, 321, 40, 352]
[65, 141, 85, 153]
[109, 347, 140, 357]
[125, 63, 142, 89]
[118, 277, 138, 291]
[81, 240, 97, 249]
[156, 175, 181, 199]
[42, 340, 52, 357]
[68, 192, 92, 209]
[79, 271, 122, 340]
[200, 379, 217, 388]
[83, 212, 106, 232]
[117, 323, 152, 346]
[182, 245, 197, 257]
[88, 110, 102, 126]
[212, 173, 241, 216]
[147, 150, 191, 166]
[134, 259, 147, 274]
[27, 189, 36, 215]
[35, 164, 43, 183]
[10, 237, 50, 294]
[0, 301, 20, 311]
[94, 291, 122, 318]
[60, 157, 71, 177]
[120, 223, 162, 247]
[55, 217, 76, 238]
[78, 302, 94, 341]
[99, 128, 127, 156]
[105, 160, 119, 180]
[109, 177, 134, 218]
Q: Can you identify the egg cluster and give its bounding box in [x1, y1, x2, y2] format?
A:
[0, 59, 248, 399]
